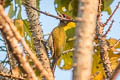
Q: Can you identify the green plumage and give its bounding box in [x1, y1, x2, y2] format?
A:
[51, 22, 67, 71]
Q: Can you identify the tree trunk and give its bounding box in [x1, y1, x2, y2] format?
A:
[73, 0, 98, 80]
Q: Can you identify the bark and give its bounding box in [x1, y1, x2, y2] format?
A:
[24, 0, 54, 79]
[97, 0, 112, 78]
[73, 0, 98, 80]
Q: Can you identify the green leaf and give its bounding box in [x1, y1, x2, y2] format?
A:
[55, 0, 78, 18]
[23, 20, 35, 51]
[14, 19, 24, 37]
[17, 6, 21, 19]
[101, 0, 114, 15]
[92, 46, 106, 80]
[4, 0, 12, 8]
[92, 39, 120, 80]
[107, 38, 120, 48]
[8, 4, 14, 18]
[36, 0, 40, 10]
[57, 52, 73, 70]
[15, 0, 23, 5]
[57, 22, 76, 70]
[36, 0, 40, 16]
[70, 0, 78, 17]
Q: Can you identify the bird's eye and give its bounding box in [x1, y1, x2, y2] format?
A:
[62, 14, 66, 18]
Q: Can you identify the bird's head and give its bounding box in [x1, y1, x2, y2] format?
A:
[57, 12, 72, 24]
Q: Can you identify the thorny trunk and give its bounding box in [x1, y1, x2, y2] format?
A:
[24, 0, 54, 79]
[96, 0, 113, 79]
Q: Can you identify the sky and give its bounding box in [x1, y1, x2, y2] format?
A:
[0, 0, 120, 80]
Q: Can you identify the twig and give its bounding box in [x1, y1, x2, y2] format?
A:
[1, 56, 8, 64]
[24, 2, 78, 22]
[0, 50, 6, 52]
[103, 2, 120, 27]
[97, 0, 102, 19]
[43, 33, 50, 37]
[103, 20, 114, 37]
[62, 48, 74, 54]
[110, 64, 120, 80]
[110, 39, 120, 49]
[0, 46, 6, 51]
[0, 38, 4, 42]
[96, 0, 103, 35]
[0, 60, 9, 64]
[0, 63, 9, 73]
[0, 46, 6, 48]
[0, 72, 24, 80]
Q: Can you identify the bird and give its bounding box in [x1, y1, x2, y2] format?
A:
[51, 20, 67, 72]
[47, 13, 73, 72]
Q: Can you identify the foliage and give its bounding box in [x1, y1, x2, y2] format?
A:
[57, 22, 75, 70]
[54, 0, 78, 18]
[54, 0, 119, 80]
[101, 0, 114, 15]
[4, 0, 40, 50]
[14, 19, 24, 37]
[92, 39, 120, 80]
[0, 0, 118, 79]
[23, 20, 35, 50]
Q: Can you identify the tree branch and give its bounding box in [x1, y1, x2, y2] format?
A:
[24, 0, 54, 79]
[110, 39, 120, 49]
[62, 48, 74, 54]
[24, 2, 78, 22]
[110, 64, 120, 80]
[0, 72, 24, 80]
[0, 15, 38, 80]
[103, 20, 114, 37]
[96, 0, 113, 79]
[103, 2, 120, 27]
[0, 5, 50, 80]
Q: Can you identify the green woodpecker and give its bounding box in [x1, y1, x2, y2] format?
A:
[47, 13, 72, 72]
[51, 21, 67, 72]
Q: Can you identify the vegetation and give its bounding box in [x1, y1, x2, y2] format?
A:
[0, 0, 120, 80]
